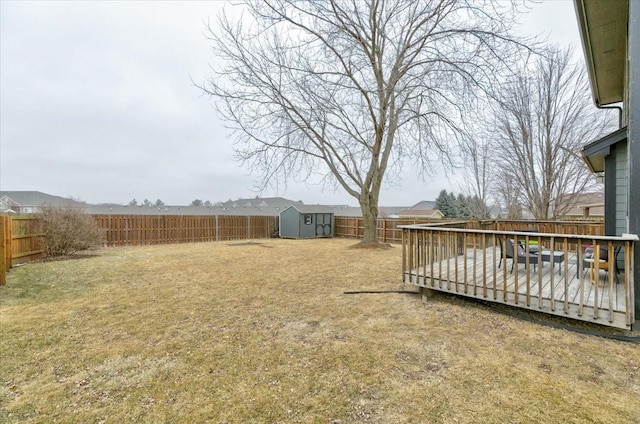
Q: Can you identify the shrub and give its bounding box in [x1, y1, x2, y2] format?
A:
[38, 207, 105, 256]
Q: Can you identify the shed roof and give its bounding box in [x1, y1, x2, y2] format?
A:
[281, 205, 337, 214]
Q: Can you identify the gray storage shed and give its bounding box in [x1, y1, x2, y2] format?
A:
[279, 205, 334, 239]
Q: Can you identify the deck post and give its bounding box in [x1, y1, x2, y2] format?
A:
[419, 287, 441, 303]
[629, 0, 640, 327]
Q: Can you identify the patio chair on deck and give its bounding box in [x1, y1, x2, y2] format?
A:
[578, 245, 621, 283]
[498, 238, 538, 274]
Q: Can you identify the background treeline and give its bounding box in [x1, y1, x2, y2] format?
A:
[434, 190, 491, 219]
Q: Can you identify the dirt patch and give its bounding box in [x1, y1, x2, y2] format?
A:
[348, 241, 393, 250]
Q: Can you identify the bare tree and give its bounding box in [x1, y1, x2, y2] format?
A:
[495, 179, 523, 219]
[459, 132, 493, 217]
[490, 47, 614, 220]
[201, 0, 528, 243]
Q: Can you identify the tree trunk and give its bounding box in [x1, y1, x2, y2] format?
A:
[359, 191, 379, 244]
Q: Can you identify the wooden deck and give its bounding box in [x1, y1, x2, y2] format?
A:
[404, 247, 631, 329]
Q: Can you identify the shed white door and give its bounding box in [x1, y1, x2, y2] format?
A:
[315, 213, 332, 236]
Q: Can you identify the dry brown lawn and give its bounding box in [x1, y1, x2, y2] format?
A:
[1, 238, 639, 423]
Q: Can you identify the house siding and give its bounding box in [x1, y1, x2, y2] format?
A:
[615, 140, 628, 235]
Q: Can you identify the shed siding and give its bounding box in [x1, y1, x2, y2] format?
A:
[299, 213, 316, 238]
[279, 207, 335, 239]
[279, 207, 300, 238]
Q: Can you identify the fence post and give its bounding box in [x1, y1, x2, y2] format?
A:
[382, 218, 387, 243]
[5, 216, 11, 272]
[247, 216, 251, 239]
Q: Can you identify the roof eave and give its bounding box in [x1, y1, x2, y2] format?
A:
[575, 0, 602, 106]
[574, 0, 627, 106]
[581, 126, 628, 173]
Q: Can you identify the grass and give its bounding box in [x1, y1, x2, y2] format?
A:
[1, 238, 639, 423]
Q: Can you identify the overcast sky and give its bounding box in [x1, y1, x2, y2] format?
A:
[1, 1, 582, 206]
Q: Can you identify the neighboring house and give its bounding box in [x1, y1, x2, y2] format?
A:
[0, 196, 19, 213]
[87, 200, 365, 217]
[0, 191, 85, 214]
[574, 0, 640, 320]
[394, 209, 444, 219]
[382, 201, 435, 218]
[407, 200, 435, 210]
[87, 203, 285, 217]
[557, 191, 604, 220]
[219, 197, 303, 209]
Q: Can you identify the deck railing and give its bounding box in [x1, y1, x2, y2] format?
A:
[401, 223, 637, 329]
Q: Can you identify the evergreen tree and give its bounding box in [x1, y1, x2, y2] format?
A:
[435, 190, 458, 218]
[457, 194, 470, 218]
[447, 192, 459, 217]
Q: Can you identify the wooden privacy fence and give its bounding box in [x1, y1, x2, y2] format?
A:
[92, 215, 279, 246]
[332, 217, 604, 244]
[334, 217, 464, 243]
[494, 220, 605, 237]
[0, 214, 606, 284]
[0, 215, 46, 285]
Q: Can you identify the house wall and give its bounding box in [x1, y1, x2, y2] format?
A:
[615, 140, 628, 236]
[628, 0, 640, 323]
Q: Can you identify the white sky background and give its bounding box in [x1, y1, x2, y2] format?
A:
[1, 1, 583, 206]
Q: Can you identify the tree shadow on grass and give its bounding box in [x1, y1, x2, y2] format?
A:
[39, 252, 103, 263]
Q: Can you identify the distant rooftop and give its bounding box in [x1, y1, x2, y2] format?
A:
[1, 191, 420, 218]
[87, 203, 364, 217]
[0, 191, 85, 208]
[219, 197, 304, 208]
